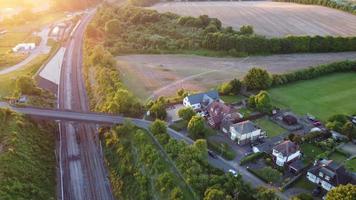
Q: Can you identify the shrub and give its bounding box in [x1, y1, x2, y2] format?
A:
[243, 68, 272, 90]
[240, 152, 265, 165]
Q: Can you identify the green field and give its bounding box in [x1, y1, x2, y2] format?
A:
[254, 117, 286, 138]
[269, 73, 356, 121]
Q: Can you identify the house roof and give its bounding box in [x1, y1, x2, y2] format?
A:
[230, 120, 259, 134]
[186, 90, 219, 105]
[273, 140, 299, 157]
[308, 159, 352, 186]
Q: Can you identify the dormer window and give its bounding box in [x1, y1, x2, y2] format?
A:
[319, 172, 323, 177]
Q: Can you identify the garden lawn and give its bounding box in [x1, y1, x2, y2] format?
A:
[293, 176, 316, 191]
[328, 151, 348, 164]
[249, 166, 282, 183]
[269, 73, 356, 121]
[300, 143, 323, 162]
[254, 117, 286, 138]
[345, 158, 356, 172]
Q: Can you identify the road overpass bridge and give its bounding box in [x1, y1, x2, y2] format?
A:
[0, 102, 190, 142]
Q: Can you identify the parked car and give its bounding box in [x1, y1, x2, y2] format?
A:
[208, 150, 218, 159]
[228, 169, 238, 177]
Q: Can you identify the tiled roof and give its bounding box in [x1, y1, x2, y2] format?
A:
[186, 90, 219, 105]
[273, 140, 299, 157]
[231, 120, 259, 134]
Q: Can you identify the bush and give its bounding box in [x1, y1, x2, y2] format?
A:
[240, 152, 265, 165]
[243, 68, 272, 90]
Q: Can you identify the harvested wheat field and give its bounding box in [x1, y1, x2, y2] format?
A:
[116, 52, 356, 100]
[151, 1, 356, 37]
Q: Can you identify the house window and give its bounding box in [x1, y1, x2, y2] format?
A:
[319, 172, 323, 177]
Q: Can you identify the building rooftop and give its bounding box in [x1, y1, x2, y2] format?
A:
[230, 120, 259, 134]
[273, 140, 299, 157]
[186, 90, 219, 105]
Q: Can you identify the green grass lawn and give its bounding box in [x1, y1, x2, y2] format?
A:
[300, 143, 323, 162]
[328, 151, 348, 164]
[269, 73, 356, 121]
[254, 117, 286, 138]
[249, 166, 282, 184]
[221, 95, 245, 104]
[293, 176, 316, 191]
[345, 158, 356, 172]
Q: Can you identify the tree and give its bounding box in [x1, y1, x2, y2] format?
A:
[240, 25, 254, 35]
[188, 116, 205, 139]
[149, 101, 167, 120]
[243, 68, 272, 90]
[156, 172, 175, 193]
[150, 119, 167, 135]
[326, 184, 356, 200]
[178, 107, 196, 122]
[229, 78, 242, 94]
[203, 188, 225, 200]
[15, 76, 41, 96]
[341, 122, 356, 140]
[105, 19, 122, 35]
[249, 91, 272, 113]
[218, 82, 233, 95]
[170, 187, 184, 200]
[254, 91, 272, 113]
[253, 187, 279, 200]
[192, 139, 208, 162]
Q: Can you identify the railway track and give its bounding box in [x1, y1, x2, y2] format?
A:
[57, 9, 114, 200]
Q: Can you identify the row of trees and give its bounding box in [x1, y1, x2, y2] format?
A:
[275, 0, 356, 15]
[203, 33, 356, 54]
[84, 43, 143, 117]
[222, 60, 356, 93]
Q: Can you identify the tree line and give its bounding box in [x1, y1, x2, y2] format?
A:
[93, 4, 356, 58]
[274, 0, 356, 15]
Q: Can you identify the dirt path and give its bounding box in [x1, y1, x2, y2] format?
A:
[117, 52, 356, 100]
[151, 1, 356, 37]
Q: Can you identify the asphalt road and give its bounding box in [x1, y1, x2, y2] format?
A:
[1, 103, 288, 199]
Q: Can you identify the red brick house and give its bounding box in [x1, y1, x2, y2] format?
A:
[207, 101, 241, 129]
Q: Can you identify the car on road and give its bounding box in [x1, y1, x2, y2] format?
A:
[208, 150, 218, 159]
[228, 169, 238, 177]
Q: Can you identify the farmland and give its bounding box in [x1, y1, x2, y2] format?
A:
[116, 52, 356, 100]
[151, 1, 356, 37]
[269, 73, 356, 121]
